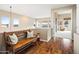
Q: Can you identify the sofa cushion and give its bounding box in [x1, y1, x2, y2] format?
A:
[9, 33, 18, 44]
[27, 31, 33, 38]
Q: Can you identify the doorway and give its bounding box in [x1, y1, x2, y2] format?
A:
[52, 5, 76, 40]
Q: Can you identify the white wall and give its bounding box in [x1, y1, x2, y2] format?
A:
[76, 5, 79, 33]
[0, 10, 35, 32]
[13, 16, 35, 31]
[74, 33, 79, 54]
[32, 28, 51, 42]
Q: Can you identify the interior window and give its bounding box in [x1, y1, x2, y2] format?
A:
[37, 21, 50, 28]
[1, 16, 10, 28]
[13, 19, 19, 27]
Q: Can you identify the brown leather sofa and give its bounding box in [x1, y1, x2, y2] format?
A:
[4, 30, 34, 54]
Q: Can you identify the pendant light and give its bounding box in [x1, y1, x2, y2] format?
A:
[10, 5, 12, 31]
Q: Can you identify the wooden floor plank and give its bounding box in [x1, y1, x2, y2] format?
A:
[20, 37, 73, 54]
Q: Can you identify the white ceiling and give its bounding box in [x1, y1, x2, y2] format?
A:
[0, 4, 72, 18]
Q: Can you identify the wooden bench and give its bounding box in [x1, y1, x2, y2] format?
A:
[4, 30, 34, 54]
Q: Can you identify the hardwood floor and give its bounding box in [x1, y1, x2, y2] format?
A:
[21, 37, 73, 54]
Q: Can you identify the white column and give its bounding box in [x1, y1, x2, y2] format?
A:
[74, 4, 79, 54]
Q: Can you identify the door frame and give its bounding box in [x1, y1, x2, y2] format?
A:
[51, 5, 76, 40]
